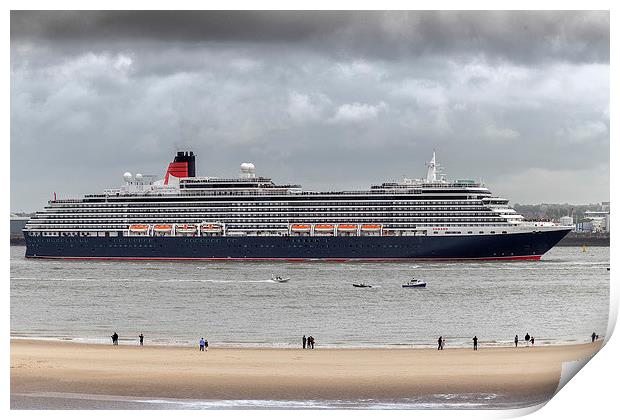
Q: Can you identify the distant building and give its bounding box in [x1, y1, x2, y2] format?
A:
[602, 202, 610, 212]
[559, 216, 574, 229]
[10, 214, 30, 235]
[605, 214, 610, 233]
[583, 207, 610, 233]
[577, 221, 594, 232]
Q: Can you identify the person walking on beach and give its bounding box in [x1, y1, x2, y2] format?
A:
[472, 336, 478, 351]
[205, 338, 209, 351]
[303, 335, 307, 349]
[111, 332, 118, 346]
[438, 336, 443, 350]
[525, 333, 530, 347]
[199, 337, 205, 351]
[530, 336, 535, 347]
[592, 332, 596, 342]
[514, 335, 519, 348]
[139, 333, 144, 346]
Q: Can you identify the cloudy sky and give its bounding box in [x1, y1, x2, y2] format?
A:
[11, 11, 609, 212]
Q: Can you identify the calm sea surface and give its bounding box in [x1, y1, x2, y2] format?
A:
[10, 246, 610, 349]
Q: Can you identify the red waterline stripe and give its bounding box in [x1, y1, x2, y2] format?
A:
[26, 255, 542, 262]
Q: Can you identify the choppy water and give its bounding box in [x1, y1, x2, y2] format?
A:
[10, 246, 609, 349]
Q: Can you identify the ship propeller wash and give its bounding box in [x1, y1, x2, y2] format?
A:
[23, 151, 572, 261]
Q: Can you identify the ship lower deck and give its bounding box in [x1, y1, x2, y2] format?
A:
[24, 229, 570, 261]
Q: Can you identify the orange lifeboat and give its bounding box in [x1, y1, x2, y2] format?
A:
[314, 224, 335, 231]
[201, 224, 223, 232]
[129, 224, 149, 232]
[337, 224, 358, 231]
[361, 224, 382, 231]
[153, 224, 173, 232]
[176, 224, 197, 234]
[291, 224, 311, 232]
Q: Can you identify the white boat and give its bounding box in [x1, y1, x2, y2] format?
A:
[271, 275, 290, 283]
[402, 278, 426, 288]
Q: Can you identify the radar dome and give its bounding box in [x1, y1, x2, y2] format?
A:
[135, 173, 143, 181]
[123, 172, 132, 182]
[240, 162, 255, 173]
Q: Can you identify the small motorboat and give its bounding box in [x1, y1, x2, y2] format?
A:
[271, 275, 290, 283]
[353, 283, 372, 288]
[402, 278, 427, 288]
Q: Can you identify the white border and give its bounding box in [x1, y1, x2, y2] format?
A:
[5, 2, 615, 420]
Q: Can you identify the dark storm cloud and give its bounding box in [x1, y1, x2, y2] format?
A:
[11, 10, 609, 63]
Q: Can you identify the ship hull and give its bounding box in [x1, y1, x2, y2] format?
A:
[24, 229, 570, 261]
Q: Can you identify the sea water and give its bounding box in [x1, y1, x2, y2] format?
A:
[10, 246, 610, 349]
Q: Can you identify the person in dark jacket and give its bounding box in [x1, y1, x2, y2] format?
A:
[525, 333, 530, 347]
[592, 332, 596, 342]
[472, 336, 478, 351]
[303, 335, 307, 349]
[111, 332, 118, 345]
[139, 333, 144, 346]
[514, 335, 519, 348]
[438, 336, 443, 350]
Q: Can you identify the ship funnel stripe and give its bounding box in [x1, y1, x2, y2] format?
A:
[164, 162, 188, 185]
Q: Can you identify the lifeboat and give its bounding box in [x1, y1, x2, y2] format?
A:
[337, 224, 358, 232]
[314, 224, 335, 231]
[290, 224, 311, 232]
[129, 224, 149, 233]
[361, 224, 382, 231]
[201, 223, 223, 233]
[176, 224, 197, 234]
[153, 224, 173, 232]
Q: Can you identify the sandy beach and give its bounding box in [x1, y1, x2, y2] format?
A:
[10, 339, 602, 408]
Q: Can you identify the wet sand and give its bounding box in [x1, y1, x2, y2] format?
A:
[10, 339, 602, 409]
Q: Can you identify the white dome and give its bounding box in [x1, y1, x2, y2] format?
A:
[240, 162, 255, 173]
[135, 173, 143, 181]
[123, 172, 132, 182]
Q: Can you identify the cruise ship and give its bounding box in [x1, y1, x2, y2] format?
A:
[23, 151, 572, 261]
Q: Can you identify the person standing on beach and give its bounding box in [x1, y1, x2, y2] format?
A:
[205, 338, 209, 351]
[437, 336, 443, 350]
[592, 332, 596, 342]
[530, 336, 535, 347]
[309, 336, 315, 349]
[139, 333, 144, 346]
[472, 336, 478, 351]
[111, 332, 118, 345]
[303, 335, 307, 349]
[199, 337, 205, 351]
[525, 333, 530, 347]
[514, 335, 519, 348]
[442, 338, 446, 350]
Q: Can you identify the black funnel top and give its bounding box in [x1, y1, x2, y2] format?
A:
[173, 151, 196, 177]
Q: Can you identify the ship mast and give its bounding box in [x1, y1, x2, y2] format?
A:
[426, 152, 437, 183]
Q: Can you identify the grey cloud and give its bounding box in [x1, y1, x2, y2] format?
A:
[11, 10, 609, 64]
[10, 11, 609, 211]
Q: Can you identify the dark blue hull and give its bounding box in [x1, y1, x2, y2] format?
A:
[24, 230, 570, 261]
